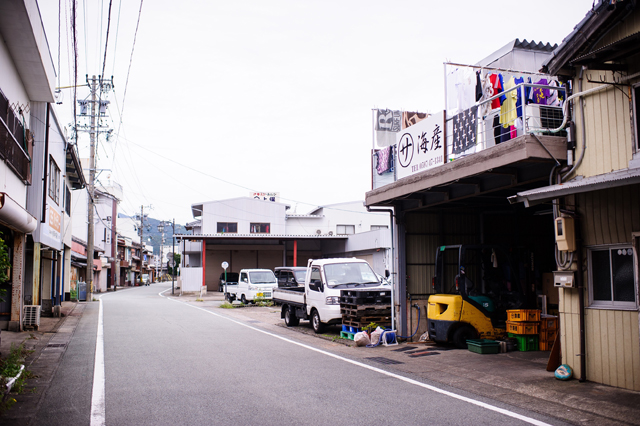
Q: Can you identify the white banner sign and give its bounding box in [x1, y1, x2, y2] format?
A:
[396, 111, 444, 180]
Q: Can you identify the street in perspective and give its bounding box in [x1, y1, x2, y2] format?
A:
[2, 281, 640, 425]
[2, 1, 640, 425]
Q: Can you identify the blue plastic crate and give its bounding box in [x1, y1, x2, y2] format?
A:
[342, 324, 349, 332]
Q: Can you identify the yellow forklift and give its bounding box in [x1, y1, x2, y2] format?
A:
[427, 245, 529, 348]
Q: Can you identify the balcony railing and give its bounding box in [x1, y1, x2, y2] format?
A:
[371, 82, 567, 190]
[445, 82, 567, 162]
[0, 92, 31, 183]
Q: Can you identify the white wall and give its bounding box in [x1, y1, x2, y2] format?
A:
[0, 34, 30, 108]
[200, 198, 288, 234]
[0, 28, 30, 205]
[31, 106, 66, 250]
[286, 201, 391, 236]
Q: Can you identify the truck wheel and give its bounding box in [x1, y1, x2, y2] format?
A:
[241, 294, 248, 305]
[452, 325, 477, 349]
[311, 309, 325, 334]
[284, 307, 299, 327]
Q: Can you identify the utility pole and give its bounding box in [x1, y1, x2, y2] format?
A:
[172, 218, 176, 295]
[86, 76, 97, 298]
[158, 220, 176, 294]
[76, 75, 113, 299]
[137, 205, 150, 285]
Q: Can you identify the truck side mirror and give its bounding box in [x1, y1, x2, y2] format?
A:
[243, 278, 248, 283]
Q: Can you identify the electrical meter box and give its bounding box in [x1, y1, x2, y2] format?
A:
[555, 216, 576, 252]
[553, 271, 575, 288]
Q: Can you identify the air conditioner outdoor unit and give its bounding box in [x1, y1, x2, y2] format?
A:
[525, 104, 563, 133]
[23, 305, 41, 329]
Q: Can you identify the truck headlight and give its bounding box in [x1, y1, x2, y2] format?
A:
[325, 296, 340, 305]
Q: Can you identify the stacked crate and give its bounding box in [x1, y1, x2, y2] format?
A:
[539, 314, 559, 351]
[340, 289, 392, 333]
[506, 309, 541, 351]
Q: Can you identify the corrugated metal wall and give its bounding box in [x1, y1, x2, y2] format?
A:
[595, 8, 640, 50]
[571, 8, 640, 181]
[575, 71, 634, 179]
[559, 185, 640, 391]
[405, 211, 479, 298]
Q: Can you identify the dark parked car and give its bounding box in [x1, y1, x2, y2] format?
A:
[274, 267, 307, 288]
[219, 272, 239, 292]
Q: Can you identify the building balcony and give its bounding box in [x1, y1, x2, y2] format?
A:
[371, 82, 567, 191]
[368, 83, 568, 210]
[0, 93, 31, 184]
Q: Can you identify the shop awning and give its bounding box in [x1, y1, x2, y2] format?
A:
[0, 192, 37, 234]
[508, 167, 640, 207]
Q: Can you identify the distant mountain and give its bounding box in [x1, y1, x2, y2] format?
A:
[118, 214, 189, 255]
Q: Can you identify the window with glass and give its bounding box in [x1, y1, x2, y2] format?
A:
[64, 184, 71, 215]
[49, 157, 60, 204]
[309, 267, 322, 292]
[217, 222, 237, 233]
[336, 224, 355, 235]
[589, 245, 637, 309]
[371, 225, 388, 231]
[250, 223, 270, 233]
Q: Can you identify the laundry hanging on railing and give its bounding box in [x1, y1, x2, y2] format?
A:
[375, 109, 402, 147]
[375, 145, 394, 175]
[452, 106, 477, 154]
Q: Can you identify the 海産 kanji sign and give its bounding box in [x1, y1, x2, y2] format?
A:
[396, 111, 444, 180]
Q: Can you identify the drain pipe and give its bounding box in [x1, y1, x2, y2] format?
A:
[562, 66, 588, 181]
[575, 211, 587, 382]
[365, 205, 396, 331]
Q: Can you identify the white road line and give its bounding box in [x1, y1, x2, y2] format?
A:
[90, 296, 106, 426]
[162, 291, 553, 426]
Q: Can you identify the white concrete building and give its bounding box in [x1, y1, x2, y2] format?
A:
[1, 0, 83, 329]
[71, 174, 122, 292]
[179, 198, 393, 293]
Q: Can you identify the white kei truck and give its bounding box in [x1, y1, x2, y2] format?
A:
[272, 258, 391, 333]
[225, 269, 278, 304]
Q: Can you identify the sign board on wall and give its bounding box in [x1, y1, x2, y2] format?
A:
[396, 111, 444, 180]
[251, 192, 279, 202]
[48, 206, 61, 241]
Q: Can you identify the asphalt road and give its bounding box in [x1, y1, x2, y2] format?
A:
[33, 283, 571, 425]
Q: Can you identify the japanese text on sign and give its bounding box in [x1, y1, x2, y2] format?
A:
[396, 111, 444, 180]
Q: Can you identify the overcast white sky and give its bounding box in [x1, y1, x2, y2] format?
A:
[39, 0, 594, 226]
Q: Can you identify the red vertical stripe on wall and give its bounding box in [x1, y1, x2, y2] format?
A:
[293, 240, 297, 267]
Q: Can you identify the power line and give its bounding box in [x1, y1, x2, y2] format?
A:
[100, 0, 113, 81]
[116, 0, 144, 134]
[72, 0, 78, 140]
[82, 0, 88, 73]
[110, 0, 123, 76]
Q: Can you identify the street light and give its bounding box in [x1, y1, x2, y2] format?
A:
[158, 219, 176, 295]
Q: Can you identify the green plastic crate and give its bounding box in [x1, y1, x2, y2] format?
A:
[466, 339, 500, 354]
[508, 333, 539, 351]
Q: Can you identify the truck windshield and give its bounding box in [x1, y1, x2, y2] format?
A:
[323, 262, 379, 287]
[249, 271, 277, 284]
